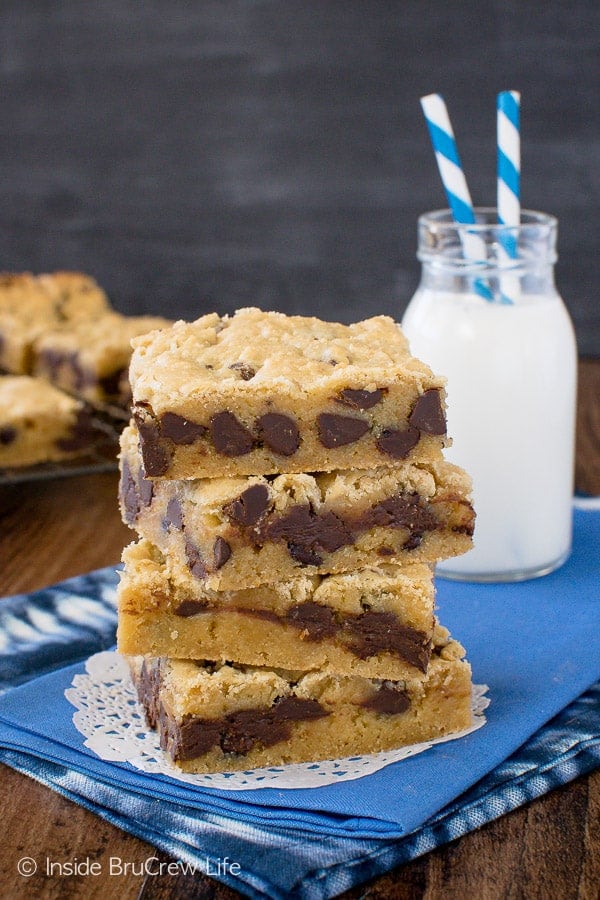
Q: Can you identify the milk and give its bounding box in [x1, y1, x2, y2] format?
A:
[402, 288, 577, 580]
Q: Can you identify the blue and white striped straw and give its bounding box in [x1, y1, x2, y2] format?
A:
[420, 93, 493, 301]
[497, 90, 521, 303]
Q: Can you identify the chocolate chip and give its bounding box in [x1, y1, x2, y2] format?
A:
[160, 412, 207, 445]
[409, 389, 446, 435]
[362, 684, 411, 715]
[263, 504, 354, 564]
[169, 716, 222, 759]
[0, 426, 17, 445]
[376, 426, 419, 459]
[219, 697, 328, 756]
[285, 602, 337, 640]
[184, 537, 207, 579]
[134, 409, 169, 476]
[359, 492, 438, 533]
[316, 413, 369, 448]
[120, 460, 154, 525]
[213, 536, 232, 569]
[403, 532, 423, 551]
[225, 484, 270, 527]
[345, 611, 430, 670]
[336, 388, 385, 409]
[174, 599, 210, 617]
[210, 411, 254, 457]
[137, 469, 154, 508]
[229, 362, 256, 381]
[119, 458, 139, 525]
[289, 542, 323, 565]
[272, 696, 329, 723]
[163, 497, 183, 531]
[56, 409, 95, 451]
[99, 367, 127, 401]
[256, 413, 300, 456]
[40, 349, 94, 392]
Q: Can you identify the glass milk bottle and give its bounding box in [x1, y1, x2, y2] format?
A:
[402, 209, 577, 581]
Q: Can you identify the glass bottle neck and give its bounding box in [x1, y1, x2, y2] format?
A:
[418, 258, 558, 299]
[416, 208, 560, 302]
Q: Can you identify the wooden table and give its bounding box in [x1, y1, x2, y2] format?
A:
[1, 360, 598, 899]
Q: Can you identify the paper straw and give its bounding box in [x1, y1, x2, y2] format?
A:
[497, 90, 521, 303]
[420, 93, 493, 301]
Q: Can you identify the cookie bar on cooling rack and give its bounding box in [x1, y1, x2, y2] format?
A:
[0, 375, 99, 467]
[0, 272, 110, 374]
[33, 312, 172, 408]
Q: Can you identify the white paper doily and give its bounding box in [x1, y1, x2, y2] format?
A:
[66, 650, 489, 790]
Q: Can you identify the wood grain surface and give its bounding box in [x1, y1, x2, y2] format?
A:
[0, 358, 598, 899]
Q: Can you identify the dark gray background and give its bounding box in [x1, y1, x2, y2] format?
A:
[1, 2, 598, 354]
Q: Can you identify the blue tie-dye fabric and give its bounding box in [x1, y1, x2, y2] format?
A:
[0, 509, 598, 900]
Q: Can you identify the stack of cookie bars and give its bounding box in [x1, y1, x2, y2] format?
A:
[117, 308, 476, 773]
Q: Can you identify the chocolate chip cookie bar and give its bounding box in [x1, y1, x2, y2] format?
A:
[119, 425, 474, 590]
[129, 308, 449, 479]
[117, 538, 437, 680]
[35, 271, 112, 321]
[0, 375, 98, 467]
[127, 626, 472, 773]
[33, 312, 172, 407]
[0, 271, 110, 374]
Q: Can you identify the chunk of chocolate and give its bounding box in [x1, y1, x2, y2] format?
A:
[213, 536, 232, 569]
[409, 389, 446, 435]
[285, 601, 337, 640]
[363, 684, 411, 715]
[138, 659, 163, 729]
[263, 504, 354, 565]
[55, 409, 95, 452]
[256, 413, 300, 456]
[210, 411, 254, 457]
[225, 483, 270, 527]
[345, 612, 430, 671]
[376, 426, 420, 459]
[0, 426, 16, 445]
[359, 492, 438, 533]
[317, 413, 369, 448]
[403, 532, 424, 551]
[39, 349, 95, 392]
[163, 714, 221, 759]
[99, 367, 127, 401]
[336, 388, 385, 409]
[134, 409, 169, 476]
[119, 458, 139, 525]
[184, 537, 207, 579]
[174, 696, 329, 760]
[160, 412, 207, 445]
[120, 460, 155, 525]
[229, 362, 256, 381]
[137, 469, 154, 508]
[174, 599, 210, 617]
[163, 497, 183, 531]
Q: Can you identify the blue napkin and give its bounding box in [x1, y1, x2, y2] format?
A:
[0, 509, 599, 899]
